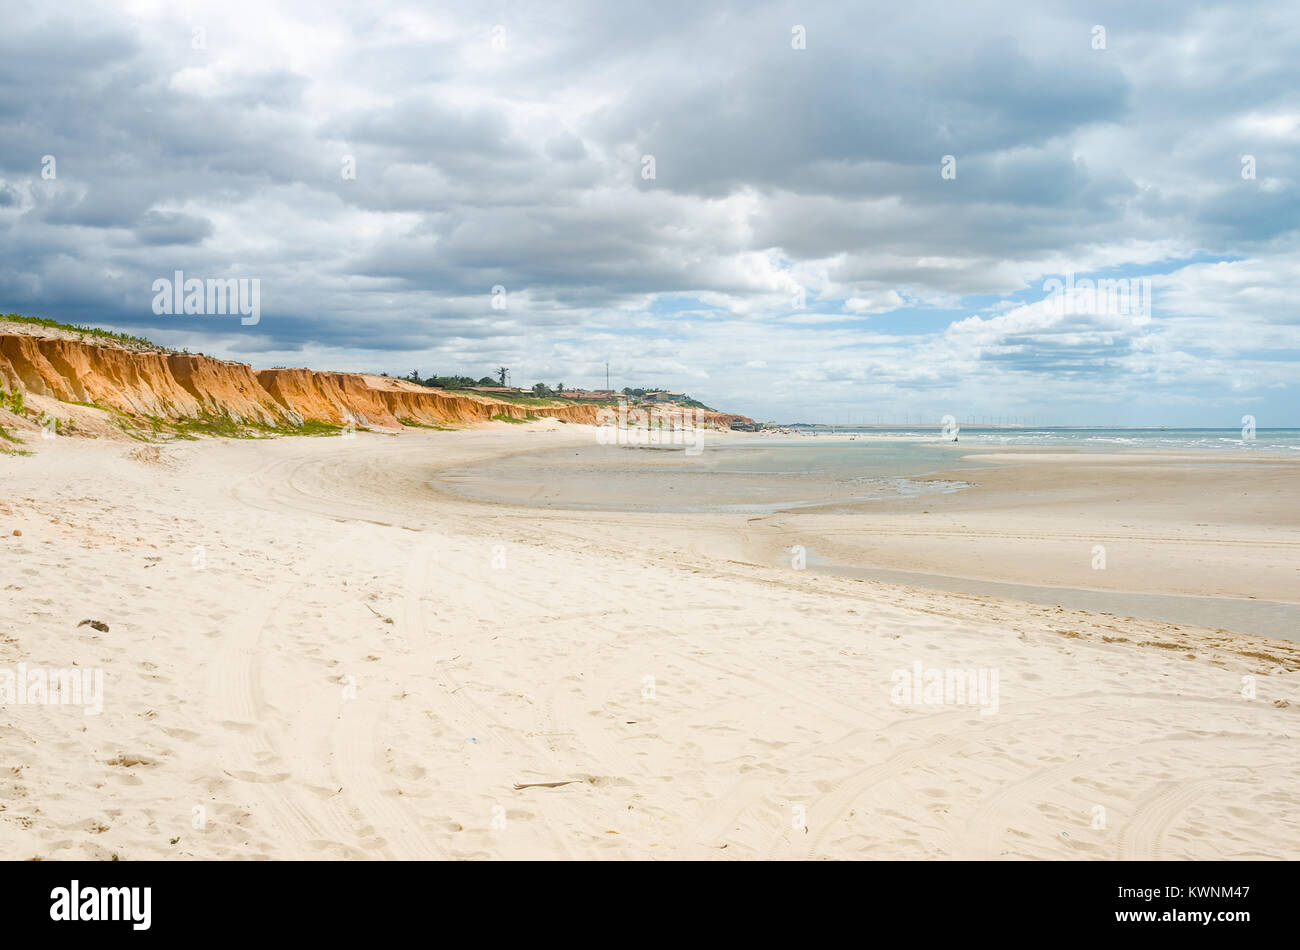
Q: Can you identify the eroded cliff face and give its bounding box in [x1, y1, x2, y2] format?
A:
[254, 368, 603, 427]
[0, 334, 752, 432]
[0, 334, 242, 419]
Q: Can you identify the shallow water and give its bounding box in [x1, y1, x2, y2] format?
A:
[435, 439, 983, 514]
[435, 428, 1295, 515]
[432, 431, 1299, 639]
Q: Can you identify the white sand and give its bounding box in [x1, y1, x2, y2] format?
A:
[2, 423, 1298, 859]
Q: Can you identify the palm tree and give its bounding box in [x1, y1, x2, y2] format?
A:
[497, 366, 509, 386]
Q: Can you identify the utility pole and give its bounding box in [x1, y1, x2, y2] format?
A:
[605, 362, 610, 393]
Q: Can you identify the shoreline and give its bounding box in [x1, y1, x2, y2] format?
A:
[427, 436, 1300, 637]
[810, 561, 1300, 642]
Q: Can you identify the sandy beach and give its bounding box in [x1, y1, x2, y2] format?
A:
[2, 423, 1298, 860]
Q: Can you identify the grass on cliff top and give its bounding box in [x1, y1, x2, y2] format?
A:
[1, 313, 168, 351]
[442, 388, 715, 412]
[444, 389, 615, 408]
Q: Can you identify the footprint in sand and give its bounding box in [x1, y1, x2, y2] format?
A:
[222, 769, 291, 783]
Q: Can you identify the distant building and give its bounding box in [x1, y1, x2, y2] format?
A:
[643, 391, 686, 404]
[559, 390, 616, 401]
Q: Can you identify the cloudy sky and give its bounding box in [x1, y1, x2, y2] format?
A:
[1, 0, 1297, 424]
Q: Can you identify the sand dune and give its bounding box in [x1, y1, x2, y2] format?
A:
[2, 425, 1298, 859]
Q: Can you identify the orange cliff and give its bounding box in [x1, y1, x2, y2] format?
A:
[0, 333, 753, 432]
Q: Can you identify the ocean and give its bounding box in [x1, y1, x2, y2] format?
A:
[784, 426, 1300, 453]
